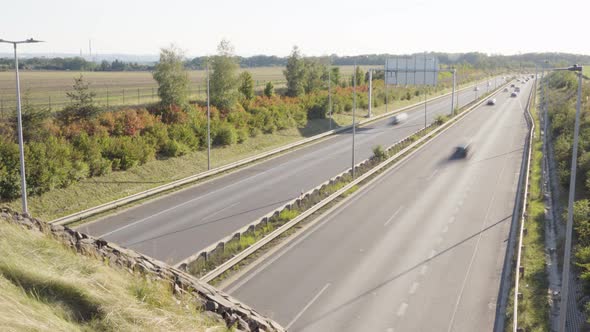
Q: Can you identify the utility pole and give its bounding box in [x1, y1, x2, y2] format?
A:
[206, 60, 211, 170]
[558, 64, 584, 332]
[328, 66, 332, 130]
[0, 38, 43, 216]
[352, 62, 357, 179]
[423, 55, 427, 128]
[368, 69, 373, 117]
[451, 68, 456, 116]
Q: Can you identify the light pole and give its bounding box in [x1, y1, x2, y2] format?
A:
[352, 62, 357, 179]
[451, 68, 456, 116]
[0, 38, 43, 216]
[328, 64, 332, 130]
[206, 58, 211, 170]
[558, 64, 584, 332]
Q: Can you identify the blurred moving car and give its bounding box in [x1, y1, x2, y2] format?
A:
[511, 92, 518, 97]
[487, 98, 496, 105]
[503, 87, 509, 92]
[454, 143, 471, 158]
[515, 86, 521, 92]
[392, 112, 408, 124]
[474, 86, 480, 91]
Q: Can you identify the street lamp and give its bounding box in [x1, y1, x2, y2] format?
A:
[0, 38, 43, 216]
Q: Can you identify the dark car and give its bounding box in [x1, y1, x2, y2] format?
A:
[511, 92, 518, 97]
[454, 144, 471, 158]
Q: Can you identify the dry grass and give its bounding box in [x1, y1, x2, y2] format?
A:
[0, 66, 361, 110]
[0, 220, 227, 331]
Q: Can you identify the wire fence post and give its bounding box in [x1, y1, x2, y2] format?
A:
[106, 87, 109, 108]
[137, 88, 140, 104]
[122, 88, 125, 104]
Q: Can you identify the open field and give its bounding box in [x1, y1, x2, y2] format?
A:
[584, 66, 590, 77]
[0, 66, 361, 112]
[0, 219, 225, 331]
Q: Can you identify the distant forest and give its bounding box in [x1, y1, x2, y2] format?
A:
[1, 52, 589, 72]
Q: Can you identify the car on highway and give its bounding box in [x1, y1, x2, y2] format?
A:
[487, 98, 496, 105]
[510, 84, 515, 88]
[515, 87, 521, 92]
[454, 143, 471, 159]
[511, 92, 518, 97]
[391, 112, 408, 124]
[474, 86, 480, 91]
[503, 87, 509, 92]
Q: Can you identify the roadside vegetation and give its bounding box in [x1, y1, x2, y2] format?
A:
[506, 84, 549, 331]
[544, 71, 590, 323]
[0, 40, 489, 219]
[0, 220, 226, 331]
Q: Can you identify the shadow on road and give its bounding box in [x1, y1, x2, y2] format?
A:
[293, 214, 512, 331]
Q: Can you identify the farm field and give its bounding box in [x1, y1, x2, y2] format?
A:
[0, 66, 361, 112]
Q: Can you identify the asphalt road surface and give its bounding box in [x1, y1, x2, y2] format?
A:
[77, 78, 506, 265]
[225, 80, 531, 331]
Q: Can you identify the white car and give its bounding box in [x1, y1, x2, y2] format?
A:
[474, 86, 480, 91]
[392, 112, 408, 124]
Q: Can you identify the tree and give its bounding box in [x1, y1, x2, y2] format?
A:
[284, 46, 306, 97]
[238, 71, 254, 100]
[152, 46, 190, 108]
[58, 75, 101, 124]
[330, 67, 341, 86]
[303, 59, 328, 94]
[264, 81, 274, 97]
[11, 92, 50, 142]
[352, 66, 365, 86]
[210, 39, 239, 110]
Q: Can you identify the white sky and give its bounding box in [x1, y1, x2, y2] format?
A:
[3, 0, 589, 57]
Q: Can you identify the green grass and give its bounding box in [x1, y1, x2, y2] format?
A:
[505, 88, 549, 331]
[0, 220, 226, 331]
[583, 66, 590, 78]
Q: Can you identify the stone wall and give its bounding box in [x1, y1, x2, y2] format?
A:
[0, 208, 284, 332]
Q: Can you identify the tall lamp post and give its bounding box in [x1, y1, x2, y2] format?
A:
[0, 38, 43, 216]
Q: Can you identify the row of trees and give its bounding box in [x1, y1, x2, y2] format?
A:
[4, 52, 588, 73]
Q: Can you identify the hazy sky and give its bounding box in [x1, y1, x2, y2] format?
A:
[3, 0, 589, 57]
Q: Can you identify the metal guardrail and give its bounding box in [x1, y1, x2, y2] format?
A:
[50, 81, 487, 226]
[510, 80, 536, 331]
[193, 81, 510, 284]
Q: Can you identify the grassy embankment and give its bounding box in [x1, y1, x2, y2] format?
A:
[505, 83, 549, 331]
[0, 220, 226, 331]
[3, 76, 488, 221]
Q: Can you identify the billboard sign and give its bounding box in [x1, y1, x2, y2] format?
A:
[385, 55, 439, 86]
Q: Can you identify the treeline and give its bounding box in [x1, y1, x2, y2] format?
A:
[545, 71, 590, 320]
[2, 52, 589, 72]
[0, 41, 485, 201]
[0, 57, 153, 71]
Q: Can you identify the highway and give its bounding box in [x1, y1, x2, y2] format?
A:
[77, 79, 504, 265]
[224, 81, 531, 331]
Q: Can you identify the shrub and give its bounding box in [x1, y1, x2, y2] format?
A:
[103, 136, 155, 171]
[372, 145, 388, 161]
[160, 139, 190, 157]
[0, 140, 20, 200]
[215, 124, 237, 146]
